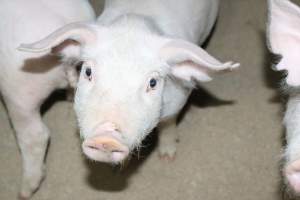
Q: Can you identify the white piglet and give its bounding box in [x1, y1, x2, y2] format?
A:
[20, 0, 239, 165]
[0, 0, 95, 199]
[268, 0, 300, 195]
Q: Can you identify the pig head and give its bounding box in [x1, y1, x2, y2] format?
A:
[19, 17, 238, 164]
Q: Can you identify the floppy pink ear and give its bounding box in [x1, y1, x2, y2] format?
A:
[18, 22, 97, 55]
[159, 39, 239, 82]
[268, 0, 300, 86]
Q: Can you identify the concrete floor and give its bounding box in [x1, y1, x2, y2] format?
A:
[0, 0, 297, 199]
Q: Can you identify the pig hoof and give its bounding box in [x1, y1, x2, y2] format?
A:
[18, 193, 30, 200]
[159, 153, 176, 162]
[18, 180, 41, 200]
[158, 146, 177, 162]
[18, 167, 46, 200]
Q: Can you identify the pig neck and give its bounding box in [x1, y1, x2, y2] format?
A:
[97, 11, 198, 43]
[98, 13, 164, 36]
[97, 0, 219, 44]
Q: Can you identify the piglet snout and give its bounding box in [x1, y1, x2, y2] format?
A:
[82, 122, 129, 163]
[285, 160, 300, 193]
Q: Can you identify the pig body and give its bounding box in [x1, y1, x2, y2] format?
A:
[20, 0, 238, 165]
[0, 0, 95, 199]
[268, 0, 300, 195]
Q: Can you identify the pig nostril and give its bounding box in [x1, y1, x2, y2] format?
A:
[113, 126, 120, 132]
[111, 149, 123, 153]
[87, 145, 99, 150]
[85, 143, 124, 153]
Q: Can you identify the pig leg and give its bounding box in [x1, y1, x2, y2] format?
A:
[283, 94, 300, 193]
[158, 117, 179, 161]
[3, 93, 50, 199]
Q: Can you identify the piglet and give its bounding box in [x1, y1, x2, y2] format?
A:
[0, 0, 95, 199]
[268, 0, 300, 195]
[19, 0, 239, 165]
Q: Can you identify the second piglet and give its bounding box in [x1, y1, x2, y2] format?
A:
[268, 0, 300, 195]
[19, 0, 239, 163]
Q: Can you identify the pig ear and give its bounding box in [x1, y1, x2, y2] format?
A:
[18, 22, 97, 53]
[268, 0, 300, 86]
[159, 39, 239, 82]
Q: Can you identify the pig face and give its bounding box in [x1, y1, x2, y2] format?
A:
[75, 25, 168, 162]
[18, 19, 238, 163]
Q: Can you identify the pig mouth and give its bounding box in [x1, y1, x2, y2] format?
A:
[82, 132, 130, 163]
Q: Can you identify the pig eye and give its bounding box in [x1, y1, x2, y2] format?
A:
[149, 78, 157, 88]
[147, 78, 158, 92]
[85, 67, 92, 81]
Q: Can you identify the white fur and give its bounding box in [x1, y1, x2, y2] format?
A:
[0, 0, 95, 199]
[19, 0, 238, 163]
[98, 0, 219, 43]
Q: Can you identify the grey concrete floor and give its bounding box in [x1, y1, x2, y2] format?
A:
[0, 0, 296, 199]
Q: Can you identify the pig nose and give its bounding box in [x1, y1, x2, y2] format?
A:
[82, 136, 129, 163]
[82, 122, 129, 163]
[285, 160, 300, 192]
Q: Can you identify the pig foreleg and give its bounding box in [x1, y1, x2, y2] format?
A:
[4, 98, 50, 199]
[158, 117, 179, 161]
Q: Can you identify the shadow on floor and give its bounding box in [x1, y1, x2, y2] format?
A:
[259, 30, 286, 104]
[41, 89, 70, 115]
